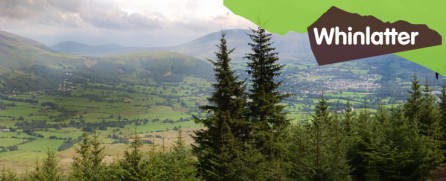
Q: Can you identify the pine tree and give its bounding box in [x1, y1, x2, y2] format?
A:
[70, 132, 106, 181]
[375, 101, 390, 124]
[342, 101, 355, 135]
[193, 32, 248, 180]
[439, 81, 446, 126]
[369, 106, 443, 180]
[438, 81, 446, 151]
[346, 102, 444, 181]
[118, 133, 147, 181]
[30, 150, 62, 181]
[419, 79, 442, 138]
[245, 27, 290, 179]
[168, 129, 196, 181]
[147, 130, 197, 181]
[290, 96, 350, 181]
[404, 74, 422, 124]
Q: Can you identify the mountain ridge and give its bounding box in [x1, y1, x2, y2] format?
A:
[48, 29, 315, 63]
[0, 29, 214, 92]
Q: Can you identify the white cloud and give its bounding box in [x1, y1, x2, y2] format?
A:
[0, 0, 254, 47]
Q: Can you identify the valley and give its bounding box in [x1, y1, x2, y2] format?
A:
[0, 29, 441, 171]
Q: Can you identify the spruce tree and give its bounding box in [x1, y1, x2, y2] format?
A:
[404, 74, 422, 124]
[200, 32, 247, 139]
[193, 32, 248, 180]
[420, 79, 441, 138]
[438, 81, 446, 151]
[439, 82, 446, 126]
[290, 96, 350, 181]
[147, 130, 197, 181]
[118, 133, 147, 181]
[168, 129, 197, 181]
[346, 102, 444, 180]
[342, 101, 354, 135]
[245, 27, 290, 179]
[30, 150, 62, 181]
[366, 106, 443, 180]
[70, 132, 106, 181]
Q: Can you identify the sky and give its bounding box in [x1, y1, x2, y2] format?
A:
[0, 0, 254, 47]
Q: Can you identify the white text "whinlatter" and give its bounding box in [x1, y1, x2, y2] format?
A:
[313, 26, 419, 46]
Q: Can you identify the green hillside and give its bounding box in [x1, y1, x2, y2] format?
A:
[0, 29, 442, 173]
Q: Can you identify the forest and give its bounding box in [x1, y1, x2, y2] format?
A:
[1, 27, 445, 181]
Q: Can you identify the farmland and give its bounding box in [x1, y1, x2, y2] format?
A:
[0, 58, 440, 170]
[0, 28, 443, 173]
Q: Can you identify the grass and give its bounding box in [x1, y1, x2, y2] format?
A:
[34, 128, 83, 139]
[18, 139, 64, 152]
[0, 61, 420, 174]
[0, 138, 25, 147]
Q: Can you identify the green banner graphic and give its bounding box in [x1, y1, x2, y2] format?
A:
[224, 0, 446, 75]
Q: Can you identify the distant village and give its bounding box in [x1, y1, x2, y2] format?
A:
[58, 72, 77, 92]
[285, 65, 381, 95]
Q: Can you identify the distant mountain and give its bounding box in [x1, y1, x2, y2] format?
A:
[0, 28, 437, 94]
[0, 30, 212, 92]
[0, 30, 89, 92]
[171, 29, 314, 63]
[0, 30, 54, 54]
[0, 30, 83, 69]
[50, 29, 315, 63]
[51, 41, 153, 57]
[52, 41, 90, 51]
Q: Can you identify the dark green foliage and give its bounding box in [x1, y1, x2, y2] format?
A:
[404, 74, 422, 124]
[147, 130, 197, 181]
[70, 132, 107, 181]
[346, 79, 444, 181]
[342, 101, 355, 136]
[201, 33, 248, 140]
[166, 130, 197, 181]
[2, 28, 446, 181]
[245, 27, 289, 137]
[419, 79, 441, 138]
[290, 96, 351, 181]
[365, 107, 442, 181]
[29, 150, 62, 181]
[439, 82, 446, 124]
[438, 81, 446, 152]
[118, 133, 147, 181]
[193, 32, 251, 180]
[245, 27, 291, 180]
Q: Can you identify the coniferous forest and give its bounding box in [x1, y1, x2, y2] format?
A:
[2, 27, 446, 181]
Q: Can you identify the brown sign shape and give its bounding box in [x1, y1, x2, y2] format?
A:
[308, 6, 442, 65]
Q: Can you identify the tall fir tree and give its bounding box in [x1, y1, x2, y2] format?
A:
[404, 74, 422, 124]
[342, 101, 355, 135]
[30, 150, 62, 181]
[420, 79, 441, 138]
[193, 32, 249, 180]
[70, 132, 107, 181]
[168, 129, 197, 181]
[438, 81, 446, 151]
[245, 27, 291, 179]
[346, 103, 376, 181]
[290, 95, 351, 181]
[118, 133, 147, 181]
[366, 106, 443, 181]
[349, 77, 444, 180]
[146, 130, 197, 181]
[439, 82, 446, 127]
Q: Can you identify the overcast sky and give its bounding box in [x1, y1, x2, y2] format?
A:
[0, 0, 254, 47]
